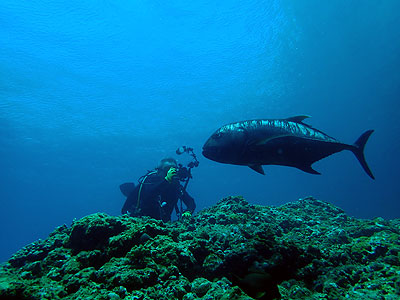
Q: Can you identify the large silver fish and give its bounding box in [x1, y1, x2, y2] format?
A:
[202, 116, 374, 179]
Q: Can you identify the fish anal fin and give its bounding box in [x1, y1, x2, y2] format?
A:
[285, 115, 311, 123]
[249, 164, 265, 175]
[297, 164, 321, 175]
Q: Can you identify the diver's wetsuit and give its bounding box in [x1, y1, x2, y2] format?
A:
[121, 172, 195, 222]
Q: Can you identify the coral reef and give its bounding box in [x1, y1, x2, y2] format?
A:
[0, 196, 399, 300]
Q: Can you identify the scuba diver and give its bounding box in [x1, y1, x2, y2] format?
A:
[120, 147, 198, 222]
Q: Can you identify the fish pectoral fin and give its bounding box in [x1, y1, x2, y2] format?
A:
[296, 164, 321, 175]
[251, 135, 289, 146]
[249, 164, 265, 175]
[285, 115, 311, 123]
[254, 292, 267, 299]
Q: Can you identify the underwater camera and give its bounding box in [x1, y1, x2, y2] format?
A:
[175, 146, 199, 182]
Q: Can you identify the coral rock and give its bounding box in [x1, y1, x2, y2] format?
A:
[1, 196, 399, 300]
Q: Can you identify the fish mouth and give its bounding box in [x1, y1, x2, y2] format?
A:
[202, 148, 211, 159]
[202, 145, 217, 159]
[202, 145, 224, 161]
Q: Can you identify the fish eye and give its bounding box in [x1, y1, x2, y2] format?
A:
[213, 132, 224, 139]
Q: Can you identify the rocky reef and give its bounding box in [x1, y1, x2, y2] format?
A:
[0, 196, 399, 300]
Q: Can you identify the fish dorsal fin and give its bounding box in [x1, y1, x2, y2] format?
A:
[285, 115, 311, 123]
[248, 164, 265, 175]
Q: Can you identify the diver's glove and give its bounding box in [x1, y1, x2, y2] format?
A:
[165, 167, 177, 183]
[182, 211, 192, 219]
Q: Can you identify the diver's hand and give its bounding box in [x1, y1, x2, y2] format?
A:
[182, 211, 192, 219]
[165, 167, 177, 183]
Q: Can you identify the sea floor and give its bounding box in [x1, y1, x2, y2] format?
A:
[0, 196, 399, 300]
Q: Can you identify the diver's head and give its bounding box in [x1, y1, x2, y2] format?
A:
[157, 157, 178, 176]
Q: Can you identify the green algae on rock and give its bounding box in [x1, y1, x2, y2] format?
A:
[0, 196, 399, 300]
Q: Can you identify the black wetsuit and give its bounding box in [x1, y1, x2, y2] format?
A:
[121, 172, 196, 222]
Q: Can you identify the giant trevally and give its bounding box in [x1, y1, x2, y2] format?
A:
[202, 116, 374, 179]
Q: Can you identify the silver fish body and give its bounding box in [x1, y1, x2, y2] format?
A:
[202, 116, 374, 178]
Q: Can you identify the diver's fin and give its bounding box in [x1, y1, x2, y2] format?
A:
[119, 182, 136, 197]
[297, 164, 321, 175]
[285, 115, 311, 123]
[351, 130, 375, 179]
[249, 164, 265, 175]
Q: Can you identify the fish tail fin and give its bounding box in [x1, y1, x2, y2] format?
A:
[351, 130, 375, 179]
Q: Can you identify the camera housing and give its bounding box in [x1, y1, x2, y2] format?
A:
[176, 164, 191, 181]
[175, 145, 199, 182]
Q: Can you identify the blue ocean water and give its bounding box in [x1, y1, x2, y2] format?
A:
[0, 1, 399, 263]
